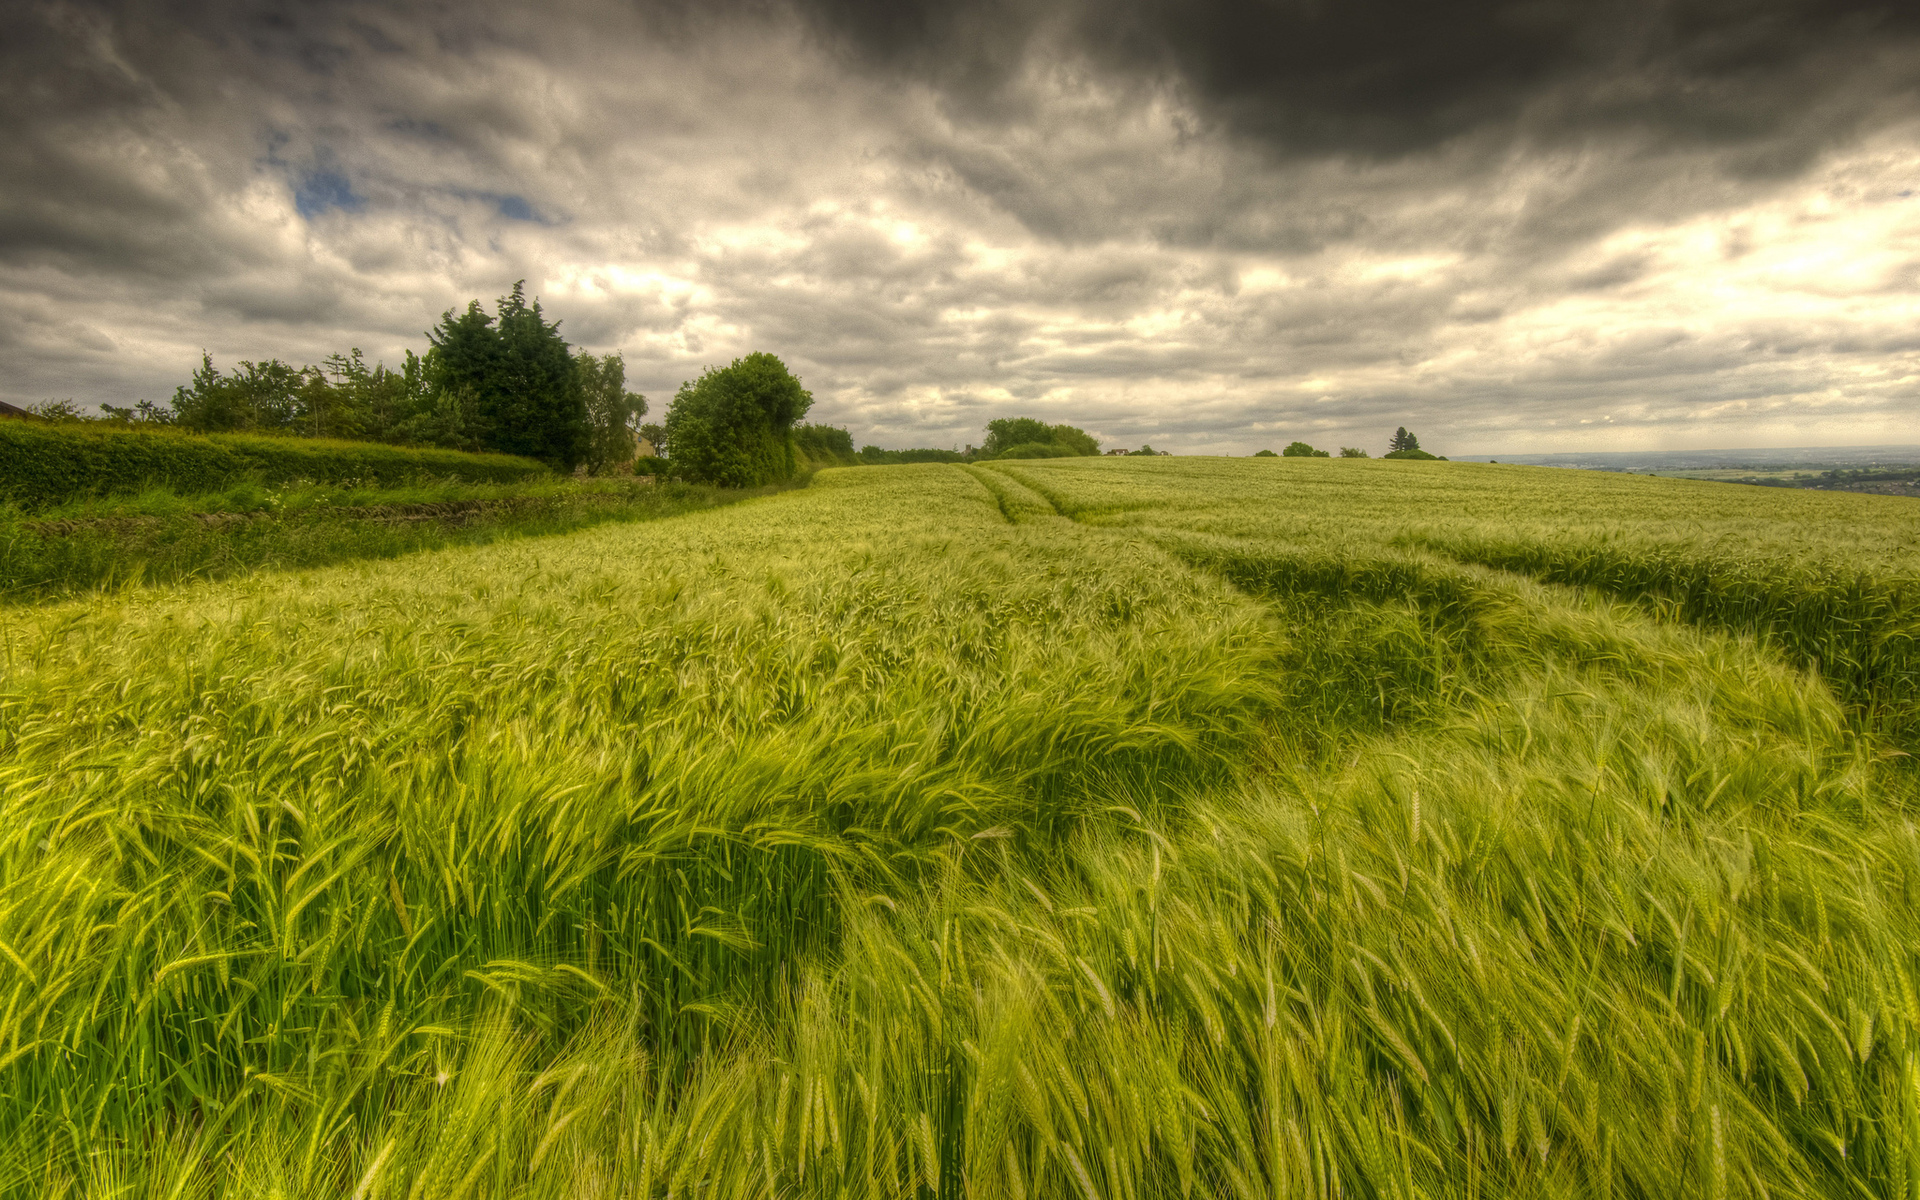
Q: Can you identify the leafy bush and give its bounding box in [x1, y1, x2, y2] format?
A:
[794, 423, 858, 467]
[664, 352, 813, 487]
[1282, 441, 1330, 457]
[575, 351, 647, 475]
[427, 284, 591, 470]
[0, 421, 548, 509]
[857, 446, 968, 465]
[996, 441, 1080, 459]
[1253, 449, 1278, 457]
[982, 417, 1099, 458]
[1383, 448, 1440, 460]
[1339, 447, 1369, 457]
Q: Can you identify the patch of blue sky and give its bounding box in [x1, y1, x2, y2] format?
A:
[494, 194, 537, 222]
[294, 170, 365, 218]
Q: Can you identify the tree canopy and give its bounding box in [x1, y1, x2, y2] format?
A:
[574, 351, 647, 475]
[663, 352, 814, 487]
[142, 284, 623, 474]
[982, 418, 1099, 459]
[1389, 427, 1421, 453]
[427, 283, 591, 471]
[1282, 441, 1330, 457]
[793, 423, 857, 467]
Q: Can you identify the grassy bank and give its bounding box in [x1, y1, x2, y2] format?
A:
[0, 458, 1915, 1196]
[0, 476, 758, 601]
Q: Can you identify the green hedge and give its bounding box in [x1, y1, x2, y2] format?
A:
[0, 423, 548, 508]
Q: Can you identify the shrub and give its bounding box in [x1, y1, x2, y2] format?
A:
[1283, 441, 1331, 457]
[996, 442, 1080, 459]
[1339, 447, 1369, 458]
[857, 446, 968, 465]
[664, 353, 814, 487]
[1253, 449, 1277, 457]
[1384, 448, 1440, 460]
[0, 422, 548, 508]
[982, 418, 1100, 458]
[794, 423, 858, 467]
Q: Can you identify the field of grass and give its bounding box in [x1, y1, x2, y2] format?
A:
[1, 456, 1917, 1197]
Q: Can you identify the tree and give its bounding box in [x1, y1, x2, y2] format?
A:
[1282, 441, 1330, 457]
[793, 423, 856, 466]
[1047, 423, 1100, 457]
[170, 354, 258, 432]
[1389, 427, 1421, 453]
[99, 400, 172, 424]
[636, 422, 668, 459]
[982, 418, 1100, 458]
[26, 400, 87, 422]
[427, 282, 590, 470]
[982, 418, 1052, 457]
[1339, 447, 1369, 458]
[575, 351, 646, 475]
[1253, 449, 1277, 457]
[664, 352, 814, 487]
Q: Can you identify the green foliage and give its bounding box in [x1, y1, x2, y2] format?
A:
[1046, 422, 1100, 456]
[1339, 446, 1369, 457]
[0, 420, 547, 509]
[574, 351, 647, 475]
[24, 400, 87, 422]
[994, 441, 1078, 459]
[427, 283, 591, 470]
[1389, 425, 1421, 453]
[5, 455, 1918, 1196]
[1127, 444, 1165, 456]
[163, 350, 441, 443]
[1384, 448, 1441, 459]
[1252, 448, 1278, 456]
[636, 422, 668, 459]
[664, 352, 814, 486]
[982, 417, 1099, 458]
[0, 477, 744, 600]
[857, 445, 968, 465]
[1282, 440, 1330, 457]
[793, 423, 857, 467]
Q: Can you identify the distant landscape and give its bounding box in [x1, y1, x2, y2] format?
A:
[1453, 444, 1920, 496]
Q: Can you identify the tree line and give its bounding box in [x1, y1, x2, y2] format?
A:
[1253, 427, 1443, 460]
[35, 280, 1446, 483]
[56, 284, 645, 475]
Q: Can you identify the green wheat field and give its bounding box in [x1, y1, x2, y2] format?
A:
[4, 456, 1919, 1198]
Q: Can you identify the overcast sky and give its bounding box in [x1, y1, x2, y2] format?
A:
[6, 0, 1920, 454]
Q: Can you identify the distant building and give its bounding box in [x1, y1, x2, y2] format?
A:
[0, 400, 35, 420]
[634, 438, 657, 458]
[1104, 447, 1130, 455]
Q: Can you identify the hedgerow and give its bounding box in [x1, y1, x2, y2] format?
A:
[0, 421, 547, 507]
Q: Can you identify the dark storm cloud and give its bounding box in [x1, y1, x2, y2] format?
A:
[2, 0, 1918, 453]
[795, 0, 1920, 156]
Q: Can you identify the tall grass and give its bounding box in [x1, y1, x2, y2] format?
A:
[0, 477, 753, 602]
[0, 459, 1914, 1196]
